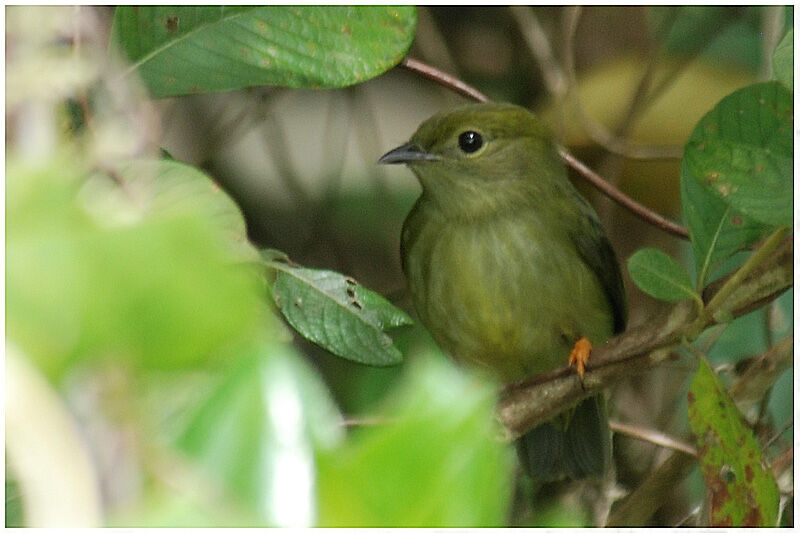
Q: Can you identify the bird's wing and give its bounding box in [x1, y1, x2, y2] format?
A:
[569, 201, 628, 334]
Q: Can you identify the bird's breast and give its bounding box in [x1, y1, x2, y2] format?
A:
[402, 206, 613, 382]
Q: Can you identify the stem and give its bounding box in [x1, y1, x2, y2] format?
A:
[609, 419, 697, 456]
[400, 57, 489, 103]
[558, 148, 689, 239]
[690, 227, 790, 336]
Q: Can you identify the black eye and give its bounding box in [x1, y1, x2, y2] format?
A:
[458, 131, 483, 153]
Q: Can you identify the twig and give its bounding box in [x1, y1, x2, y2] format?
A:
[561, 6, 683, 161]
[400, 57, 489, 103]
[609, 419, 697, 456]
[672, 503, 703, 527]
[509, 6, 567, 98]
[692, 227, 790, 335]
[397, 56, 690, 240]
[764, 419, 793, 450]
[558, 147, 689, 239]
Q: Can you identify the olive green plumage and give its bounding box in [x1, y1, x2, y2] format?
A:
[380, 103, 626, 482]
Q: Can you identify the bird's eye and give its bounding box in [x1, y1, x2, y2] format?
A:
[458, 131, 483, 153]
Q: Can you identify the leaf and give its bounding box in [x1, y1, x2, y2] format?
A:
[682, 81, 793, 227]
[316, 355, 514, 526]
[688, 358, 780, 527]
[680, 170, 769, 287]
[772, 28, 793, 90]
[646, 6, 766, 73]
[627, 248, 698, 302]
[268, 262, 412, 366]
[113, 159, 259, 261]
[177, 342, 343, 527]
[6, 157, 263, 377]
[112, 6, 417, 98]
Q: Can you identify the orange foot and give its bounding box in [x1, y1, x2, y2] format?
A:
[568, 337, 592, 378]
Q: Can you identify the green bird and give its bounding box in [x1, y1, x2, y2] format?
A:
[379, 103, 627, 482]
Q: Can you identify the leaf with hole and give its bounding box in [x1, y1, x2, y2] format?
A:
[688, 358, 780, 526]
[268, 262, 412, 366]
[627, 248, 698, 302]
[112, 6, 417, 98]
[682, 81, 792, 227]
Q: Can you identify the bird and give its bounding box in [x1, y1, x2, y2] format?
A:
[378, 102, 627, 482]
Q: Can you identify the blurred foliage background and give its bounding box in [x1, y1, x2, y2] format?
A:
[5, 5, 793, 527]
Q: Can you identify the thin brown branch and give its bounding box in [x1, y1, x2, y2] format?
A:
[397, 56, 689, 240]
[558, 147, 689, 239]
[400, 57, 489, 103]
[729, 334, 793, 413]
[764, 419, 793, 450]
[609, 419, 697, 457]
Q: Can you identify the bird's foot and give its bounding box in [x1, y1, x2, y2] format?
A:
[568, 337, 592, 379]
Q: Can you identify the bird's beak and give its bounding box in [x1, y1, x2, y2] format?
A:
[378, 142, 439, 164]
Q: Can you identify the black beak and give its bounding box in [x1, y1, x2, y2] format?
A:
[378, 142, 439, 164]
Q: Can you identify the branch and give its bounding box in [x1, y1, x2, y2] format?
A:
[557, 148, 689, 239]
[609, 419, 697, 457]
[398, 56, 689, 240]
[497, 236, 792, 439]
[400, 57, 489, 103]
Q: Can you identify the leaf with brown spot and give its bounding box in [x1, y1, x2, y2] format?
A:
[688, 358, 779, 526]
[264, 255, 412, 366]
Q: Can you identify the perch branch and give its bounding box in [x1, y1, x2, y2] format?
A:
[498, 236, 792, 439]
[398, 56, 689, 240]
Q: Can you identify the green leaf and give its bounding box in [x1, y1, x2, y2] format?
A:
[682, 81, 793, 227]
[268, 261, 412, 366]
[680, 170, 769, 287]
[646, 6, 763, 73]
[177, 342, 343, 527]
[316, 355, 514, 527]
[112, 6, 417, 98]
[688, 358, 780, 526]
[113, 159, 259, 261]
[627, 248, 698, 302]
[772, 28, 793, 90]
[6, 156, 263, 377]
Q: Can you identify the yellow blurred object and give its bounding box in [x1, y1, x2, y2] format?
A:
[540, 54, 757, 147]
[538, 54, 757, 217]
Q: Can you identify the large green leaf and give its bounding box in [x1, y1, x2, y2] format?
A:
[688, 358, 780, 526]
[772, 28, 793, 90]
[682, 81, 793, 227]
[112, 6, 417, 98]
[177, 342, 343, 527]
[316, 356, 514, 527]
[5, 157, 262, 377]
[267, 258, 412, 366]
[627, 247, 698, 302]
[680, 170, 769, 287]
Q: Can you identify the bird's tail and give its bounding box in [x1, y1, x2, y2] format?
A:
[517, 394, 611, 482]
